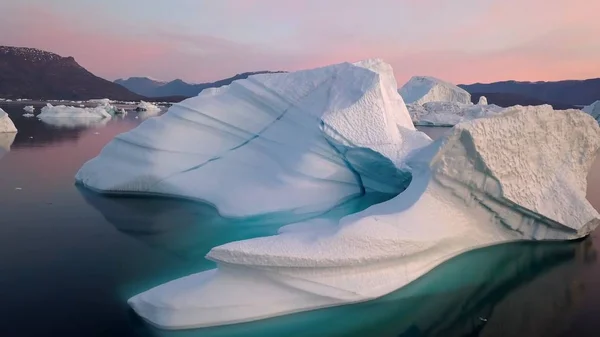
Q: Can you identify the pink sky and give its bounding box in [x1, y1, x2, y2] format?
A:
[0, 0, 599, 84]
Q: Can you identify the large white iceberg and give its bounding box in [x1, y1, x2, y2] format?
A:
[408, 101, 506, 126]
[399, 76, 472, 105]
[583, 100, 600, 121]
[127, 105, 600, 329]
[76, 59, 426, 217]
[0, 108, 17, 133]
[136, 101, 161, 112]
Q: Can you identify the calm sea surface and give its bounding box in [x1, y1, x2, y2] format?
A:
[1, 103, 600, 337]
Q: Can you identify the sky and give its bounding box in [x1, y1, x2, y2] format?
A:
[0, 0, 599, 84]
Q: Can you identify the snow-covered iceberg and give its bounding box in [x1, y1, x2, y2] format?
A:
[0, 108, 17, 133]
[408, 101, 505, 126]
[23, 105, 35, 113]
[127, 105, 600, 329]
[76, 59, 426, 217]
[399, 76, 472, 105]
[478, 95, 488, 105]
[583, 100, 600, 121]
[38, 103, 112, 128]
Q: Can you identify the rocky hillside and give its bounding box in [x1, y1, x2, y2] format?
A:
[0, 46, 143, 100]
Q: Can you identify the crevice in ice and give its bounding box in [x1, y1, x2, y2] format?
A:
[146, 75, 339, 191]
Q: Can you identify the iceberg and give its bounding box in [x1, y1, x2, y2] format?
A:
[127, 105, 600, 329]
[408, 101, 506, 126]
[22, 113, 35, 118]
[583, 100, 600, 121]
[23, 105, 35, 113]
[38, 103, 112, 128]
[399, 76, 472, 105]
[76, 59, 425, 217]
[478, 95, 488, 105]
[0, 131, 16, 160]
[136, 101, 161, 112]
[0, 108, 17, 133]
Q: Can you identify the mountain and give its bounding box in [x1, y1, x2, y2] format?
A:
[470, 92, 577, 110]
[114, 77, 166, 97]
[116, 71, 285, 98]
[0, 46, 143, 101]
[459, 79, 600, 106]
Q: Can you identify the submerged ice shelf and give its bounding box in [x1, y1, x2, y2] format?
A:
[74, 59, 600, 330]
[76, 59, 426, 217]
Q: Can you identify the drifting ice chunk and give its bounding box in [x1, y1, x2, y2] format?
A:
[399, 76, 472, 105]
[583, 100, 600, 121]
[407, 101, 505, 126]
[0, 131, 16, 160]
[0, 108, 17, 133]
[128, 105, 600, 329]
[76, 59, 424, 217]
[22, 113, 35, 118]
[478, 96, 488, 105]
[23, 105, 35, 113]
[136, 101, 161, 112]
[38, 103, 112, 128]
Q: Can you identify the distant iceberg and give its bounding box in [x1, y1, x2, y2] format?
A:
[23, 105, 35, 113]
[583, 100, 600, 121]
[38, 103, 112, 128]
[0, 108, 17, 133]
[399, 76, 472, 105]
[76, 59, 426, 217]
[128, 105, 600, 329]
[136, 101, 161, 112]
[407, 101, 505, 126]
[399, 76, 503, 126]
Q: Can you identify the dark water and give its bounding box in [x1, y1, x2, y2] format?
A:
[1, 104, 600, 337]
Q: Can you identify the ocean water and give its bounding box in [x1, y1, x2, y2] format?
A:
[1, 103, 599, 337]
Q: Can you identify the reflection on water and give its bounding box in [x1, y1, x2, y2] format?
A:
[133, 238, 595, 337]
[38, 116, 111, 129]
[1, 105, 600, 337]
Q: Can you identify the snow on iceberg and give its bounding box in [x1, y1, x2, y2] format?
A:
[23, 105, 35, 113]
[127, 105, 600, 329]
[478, 95, 488, 105]
[0, 108, 17, 133]
[583, 100, 600, 121]
[399, 76, 472, 105]
[408, 101, 506, 126]
[38, 103, 112, 128]
[76, 59, 425, 217]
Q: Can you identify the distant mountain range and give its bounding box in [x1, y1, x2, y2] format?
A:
[460, 79, 600, 106]
[0, 46, 143, 101]
[115, 71, 285, 98]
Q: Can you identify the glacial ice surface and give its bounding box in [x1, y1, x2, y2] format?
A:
[128, 104, 600, 329]
[399, 76, 472, 105]
[0, 108, 17, 133]
[76, 59, 425, 217]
